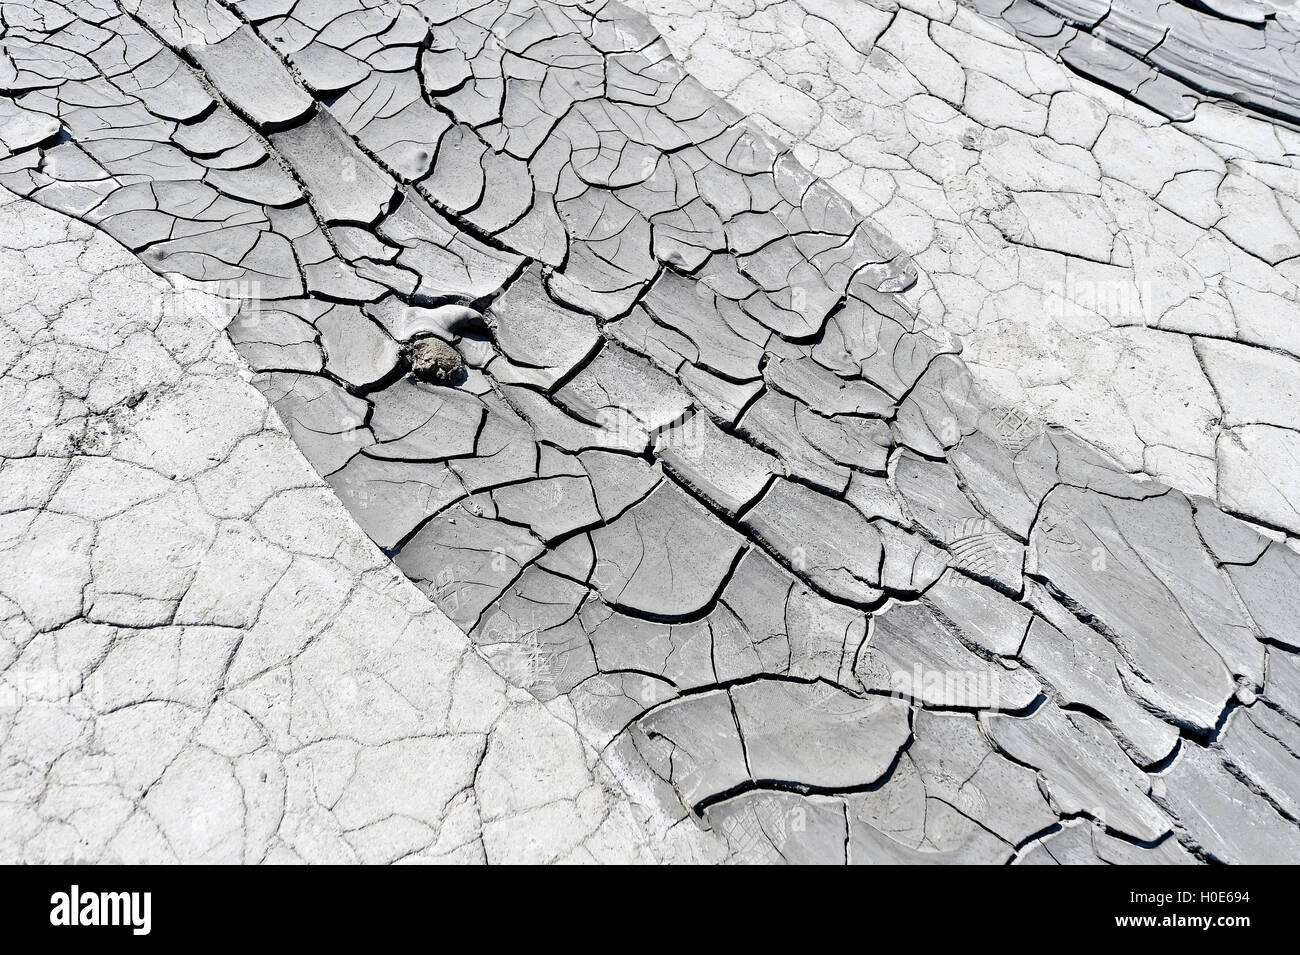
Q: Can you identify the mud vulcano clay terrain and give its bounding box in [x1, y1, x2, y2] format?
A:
[2, 0, 1299, 865]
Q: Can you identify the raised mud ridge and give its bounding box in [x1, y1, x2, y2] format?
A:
[963, 0, 1300, 125]
[2, 0, 1299, 863]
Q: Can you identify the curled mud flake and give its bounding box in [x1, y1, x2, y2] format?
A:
[404, 336, 466, 384]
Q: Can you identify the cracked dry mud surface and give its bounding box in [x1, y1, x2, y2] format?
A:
[967, 0, 1300, 127]
[2, 0, 1299, 865]
[638, 0, 1300, 533]
[0, 191, 692, 864]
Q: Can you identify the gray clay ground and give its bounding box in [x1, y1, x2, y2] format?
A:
[2, 0, 1300, 864]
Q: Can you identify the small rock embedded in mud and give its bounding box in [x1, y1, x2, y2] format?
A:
[404, 336, 465, 383]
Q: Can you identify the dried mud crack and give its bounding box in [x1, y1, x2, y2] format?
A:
[1, 0, 1299, 864]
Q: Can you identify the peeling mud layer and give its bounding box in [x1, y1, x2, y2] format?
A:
[2, 0, 1300, 865]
